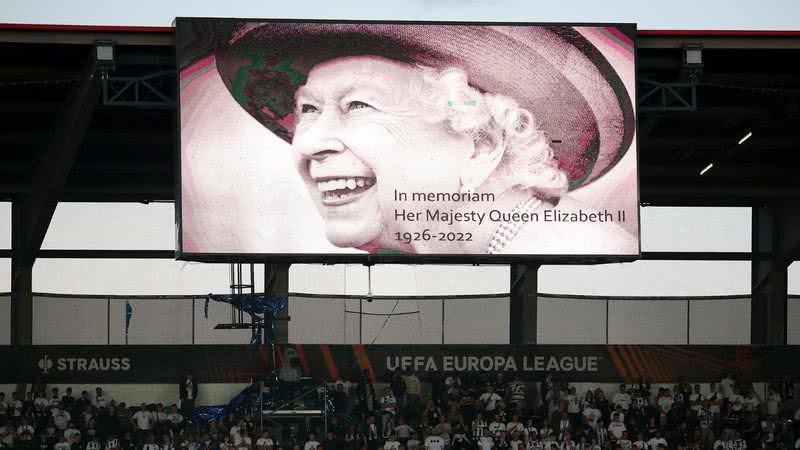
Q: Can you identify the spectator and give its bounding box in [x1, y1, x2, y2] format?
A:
[384, 434, 400, 450]
[407, 432, 421, 450]
[631, 432, 647, 450]
[480, 388, 502, 413]
[94, 390, 110, 410]
[612, 386, 631, 412]
[179, 373, 198, 421]
[489, 415, 506, 437]
[141, 434, 158, 450]
[764, 386, 780, 418]
[616, 431, 632, 450]
[54, 435, 71, 450]
[423, 431, 445, 450]
[393, 417, 413, 448]
[608, 415, 626, 441]
[0, 392, 7, 426]
[363, 416, 380, 450]
[131, 404, 153, 446]
[646, 431, 667, 450]
[507, 377, 525, 412]
[62, 389, 76, 416]
[402, 371, 422, 419]
[380, 387, 397, 438]
[166, 406, 183, 433]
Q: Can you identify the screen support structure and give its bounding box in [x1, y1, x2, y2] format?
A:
[509, 265, 539, 344]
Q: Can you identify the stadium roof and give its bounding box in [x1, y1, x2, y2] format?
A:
[0, 23, 799, 207]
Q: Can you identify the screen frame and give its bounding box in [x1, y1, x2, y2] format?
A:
[174, 17, 642, 264]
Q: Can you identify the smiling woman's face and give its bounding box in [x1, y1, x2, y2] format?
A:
[291, 55, 474, 249]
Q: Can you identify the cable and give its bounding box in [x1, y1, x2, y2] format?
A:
[369, 299, 401, 345]
[0, 77, 93, 87]
[700, 82, 800, 94]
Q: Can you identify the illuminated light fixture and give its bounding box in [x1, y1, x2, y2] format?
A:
[681, 44, 703, 84]
[738, 132, 753, 145]
[94, 39, 115, 78]
[700, 163, 714, 175]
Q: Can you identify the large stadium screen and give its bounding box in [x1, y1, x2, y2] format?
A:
[176, 19, 640, 263]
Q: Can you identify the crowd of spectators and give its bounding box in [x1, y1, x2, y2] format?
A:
[329, 370, 799, 450]
[0, 370, 798, 450]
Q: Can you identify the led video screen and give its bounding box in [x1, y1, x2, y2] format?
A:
[177, 19, 640, 262]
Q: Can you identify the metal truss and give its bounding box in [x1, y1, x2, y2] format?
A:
[639, 78, 697, 112]
[102, 70, 175, 107]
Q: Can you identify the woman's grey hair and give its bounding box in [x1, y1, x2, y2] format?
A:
[418, 66, 569, 198]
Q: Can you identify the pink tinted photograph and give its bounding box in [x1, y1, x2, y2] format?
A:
[178, 20, 639, 258]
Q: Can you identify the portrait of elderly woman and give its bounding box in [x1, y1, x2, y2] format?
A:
[178, 21, 639, 257]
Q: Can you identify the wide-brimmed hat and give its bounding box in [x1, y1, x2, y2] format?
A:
[210, 21, 635, 190]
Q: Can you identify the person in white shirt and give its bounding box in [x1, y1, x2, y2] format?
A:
[489, 415, 506, 436]
[473, 414, 488, 438]
[34, 391, 50, 411]
[142, 434, 160, 450]
[743, 391, 759, 413]
[380, 386, 397, 437]
[728, 388, 745, 412]
[612, 385, 632, 411]
[10, 392, 23, 418]
[713, 437, 732, 450]
[424, 432, 446, 450]
[165, 435, 179, 450]
[766, 386, 781, 416]
[480, 387, 503, 412]
[720, 373, 736, 399]
[478, 435, 494, 450]
[538, 420, 554, 441]
[607, 417, 626, 440]
[526, 437, 543, 450]
[64, 422, 81, 441]
[50, 388, 62, 407]
[255, 432, 273, 450]
[167, 405, 184, 430]
[105, 437, 120, 450]
[506, 415, 523, 435]
[559, 432, 576, 450]
[523, 419, 538, 441]
[394, 416, 414, 444]
[384, 435, 401, 450]
[707, 383, 722, 416]
[646, 432, 667, 450]
[616, 431, 632, 450]
[509, 433, 524, 450]
[132, 404, 153, 445]
[657, 393, 674, 420]
[54, 436, 72, 450]
[230, 420, 245, 446]
[582, 405, 600, 429]
[86, 439, 102, 450]
[688, 385, 705, 413]
[407, 432, 421, 450]
[632, 433, 648, 450]
[94, 388, 110, 409]
[17, 420, 35, 436]
[238, 431, 252, 450]
[53, 405, 72, 431]
[151, 404, 170, 434]
[566, 387, 580, 420]
[304, 434, 320, 450]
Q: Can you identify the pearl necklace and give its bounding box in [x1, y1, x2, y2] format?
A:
[486, 196, 542, 254]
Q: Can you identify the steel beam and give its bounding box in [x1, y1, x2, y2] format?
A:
[18, 56, 102, 268]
